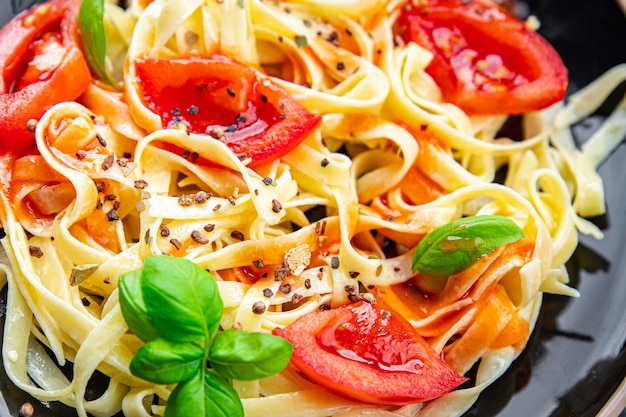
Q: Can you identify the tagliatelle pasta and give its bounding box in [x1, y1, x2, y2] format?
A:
[0, 0, 625, 416]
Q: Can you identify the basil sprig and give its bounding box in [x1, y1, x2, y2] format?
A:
[78, 0, 121, 90]
[119, 256, 293, 417]
[412, 215, 524, 277]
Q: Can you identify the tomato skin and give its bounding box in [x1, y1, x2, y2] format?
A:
[134, 56, 321, 167]
[0, 0, 91, 157]
[273, 299, 465, 405]
[398, 0, 568, 115]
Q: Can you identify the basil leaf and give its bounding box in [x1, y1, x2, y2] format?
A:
[118, 270, 163, 342]
[209, 330, 293, 381]
[412, 215, 524, 278]
[129, 338, 205, 385]
[164, 370, 243, 417]
[78, 0, 121, 89]
[141, 256, 224, 342]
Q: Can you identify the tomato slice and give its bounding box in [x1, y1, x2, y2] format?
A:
[134, 56, 321, 167]
[397, 0, 568, 115]
[273, 298, 465, 405]
[0, 0, 91, 156]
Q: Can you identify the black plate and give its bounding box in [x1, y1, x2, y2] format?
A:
[0, 0, 625, 416]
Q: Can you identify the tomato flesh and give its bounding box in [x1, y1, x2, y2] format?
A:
[0, 0, 91, 156]
[134, 56, 321, 167]
[398, 0, 568, 115]
[273, 299, 465, 405]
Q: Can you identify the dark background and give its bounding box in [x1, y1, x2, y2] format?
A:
[0, 0, 625, 416]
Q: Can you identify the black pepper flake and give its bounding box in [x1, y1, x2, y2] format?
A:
[134, 179, 148, 189]
[279, 283, 292, 294]
[348, 293, 359, 302]
[213, 203, 221, 211]
[29, 246, 44, 258]
[104, 194, 117, 201]
[263, 288, 274, 298]
[260, 94, 268, 103]
[102, 153, 114, 170]
[235, 114, 246, 124]
[274, 265, 290, 281]
[96, 133, 107, 147]
[187, 105, 199, 115]
[330, 256, 340, 269]
[420, 124, 428, 131]
[191, 230, 209, 244]
[103, 277, 111, 284]
[123, 152, 132, 158]
[191, 152, 199, 163]
[182, 150, 191, 159]
[291, 293, 303, 304]
[321, 158, 330, 167]
[381, 309, 392, 321]
[253, 259, 265, 268]
[204, 223, 216, 233]
[394, 266, 401, 272]
[170, 108, 182, 115]
[349, 271, 360, 279]
[178, 194, 194, 206]
[113, 201, 120, 211]
[319, 302, 331, 311]
[344, 284, 356, 294]
[252, 301, 266, 314]
[160, 223, 170, 237]
[194, 191, 211, 203]
[304, 278, 311, 289]
[106, 208, 120, 221]
[336, 60, 345, 71]
[76, 150, 87, 159]
[227, 196, 236, 206]
[262, 177, 273, 185]
[231, 230, 245, 241]
[227, 88, 236, 97]
[81, 297, 91, 307]
[95, 181, 106, 192]
[226, 123, 237, 133]
[26, 119, 38, 132]
[271, 199, 282, 213]
[279, 114, 286, 120]
[169, 238, 182, 250]
[345, 28, 353, 36]
[0, 228, 6, 239]
[237, 153, 247, 160]
[96, 199, 103, 209]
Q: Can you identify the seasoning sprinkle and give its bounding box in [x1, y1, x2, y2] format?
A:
[336, 60, 345, 71]
[159, 223, 170, 237]
[279, 283, 292, 294]
[227, 87, 236, 97]
[227, 196, 236, 206]
[204, 223, 216, 232]
[349, 271, 360, 279]
[252, 301, 266, 314]
[96, 133, 107, 147]
[194, 191, 211, 204]
[262, 177, 273, 185]
[213, 203, 221, 212]
[188, 105, 199, 115]
[330, 256, 340, 269]
[106, 208, 120, 221]
[231, 230, 245, 241]
[274, 265, 290, 281]
[25, 119, 37, 132]
[178, 194, 194, 206]
[319, 302, 331, 311]
[321, 158, 330, 167]
[169, 238, 182, 250]
[134, 179, 148, 189]
[29, 246, 43, 258]
[191, 230, 209, 244]
[95, 181, 106, 192]
[304, 278, 312, 289]
[253, 259, 265, 268]
[82, 297, 91, 307]
[226, 123, 237, 133]
[271, 199, 282, 213]
[102, 153, 114, 171]
[291, 293, 303, 304]
[263, 288, 274, 298]
[76, 150, 87, 159]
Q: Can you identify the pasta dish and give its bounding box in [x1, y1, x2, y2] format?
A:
[0, 0, 624, 416]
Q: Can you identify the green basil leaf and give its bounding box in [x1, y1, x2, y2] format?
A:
[118, 270, 163, 342]
[141, 256, 223, 343]
[129, 337, 205, 385]
[164, 370, 243, 417]
[412, 215, 524, 278]
[209, 329, 293, 381]
[78, 0, 121, 90]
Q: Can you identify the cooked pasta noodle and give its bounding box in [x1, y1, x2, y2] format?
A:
[1, 0, 625, 416]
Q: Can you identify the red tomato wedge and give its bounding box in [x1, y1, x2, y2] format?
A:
[134, 56, 321, 167]
[397, 0, 568, 115]
[273, 298, 465, 405]
[0, 0, 91, 156]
